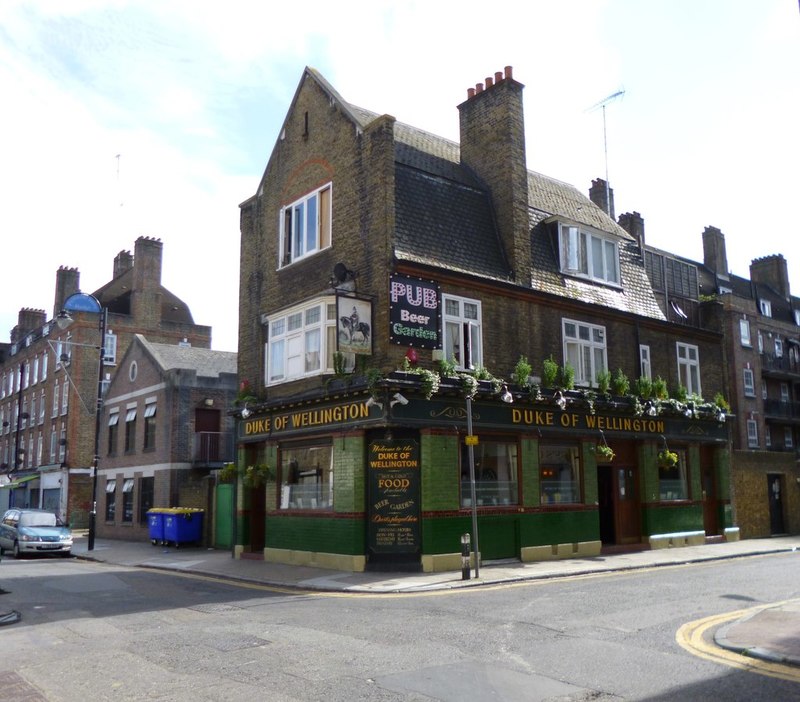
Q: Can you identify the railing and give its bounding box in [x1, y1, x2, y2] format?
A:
[761, 354, 800, 376]
[193, 431, 234, 465]
[763, 399, 800, 419]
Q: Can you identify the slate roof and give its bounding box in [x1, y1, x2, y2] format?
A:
[92, 269, 197, 325]
[136, 335, 237, 379]
[323, 74, 665, 320]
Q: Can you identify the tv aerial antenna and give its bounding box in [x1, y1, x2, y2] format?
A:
[586, 89, 625, 215]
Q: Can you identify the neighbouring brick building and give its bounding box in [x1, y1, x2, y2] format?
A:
[0, 237, 212, 526]
[234, 66, 736, 572]
[96, 334, 237, 543]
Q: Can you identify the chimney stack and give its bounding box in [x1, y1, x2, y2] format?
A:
[618, 211, 645, 251]
[132, 236, 163, 326]
[702, 226, 729, 277]
[750, 254, 791, 300]
[589, 178, 615, 220]
[53, 266, 80, 320]
[10, 308, 47, 344]
[458, 66, 530, 280]
[113, 249, 134, 279]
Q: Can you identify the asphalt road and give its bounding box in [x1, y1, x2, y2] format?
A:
[1, 551, 799, 701]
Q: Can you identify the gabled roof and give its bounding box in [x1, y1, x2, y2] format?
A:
[133, 334, 237, 379]
[92, 269, 196, 325]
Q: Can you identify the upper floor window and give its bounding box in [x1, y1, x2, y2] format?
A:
[104, 331, 118, 365]
[41, 351, 48, 381]
[559, 223, 619, 284]
[758, 331, 764, 353]
[795, 309, 800, 326]
[739, 319, 751, 347]
[780, 382, 790, 403]
[32, 356, 39, 384]
[785, 427, 794, 449]
[775, 338, 783, 358]
[746, 419, 759, 448]
[639, 344, 652, 380]
[266, 298, 337, 386]
[442, 295, 482, 370]
[143, 402, 157, 450]
[760, 299, 772, 317]
[563, 319, 607, 387]
[743, 368, 755, 397]
[676, 342, 701, 396]
[279, 183, 332, 267]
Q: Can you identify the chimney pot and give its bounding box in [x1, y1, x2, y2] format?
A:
[504, 65, 513, 80]
[476, 83, 484, 93]
[495, 71, 503, 83]
[485, 76, 493, 88]
[467, 87, 475, 99]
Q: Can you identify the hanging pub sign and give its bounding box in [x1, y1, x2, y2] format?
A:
[336, 295, 373, 355]
[367, 439, 421, 556]
[389, 274, 440, 349]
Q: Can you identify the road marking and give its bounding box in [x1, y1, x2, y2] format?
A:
[676, 601, 800, 683]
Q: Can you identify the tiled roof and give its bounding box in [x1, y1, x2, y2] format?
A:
[343, 98, 664, 319]
[138, 335, 237, 378]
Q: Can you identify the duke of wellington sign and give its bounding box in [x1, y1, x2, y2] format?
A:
[367, 440, 421, 557]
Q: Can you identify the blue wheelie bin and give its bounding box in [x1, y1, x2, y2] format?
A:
[147, 509, 167, 545]
[163, 508, 204, 548]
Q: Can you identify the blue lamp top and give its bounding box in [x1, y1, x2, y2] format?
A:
[62, 292, 102, 314]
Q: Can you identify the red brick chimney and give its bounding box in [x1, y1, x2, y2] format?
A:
[10, 308, 47, 344]
[750, 254, 791, 300]
[458, 66, 529, 281]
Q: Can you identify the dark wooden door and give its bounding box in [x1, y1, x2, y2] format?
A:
[616, 466, 640, 544]
[702, 463, 719, 536]
[768, 474, 786, 535]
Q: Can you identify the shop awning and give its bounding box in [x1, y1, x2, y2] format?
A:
[1, 474, 39, 489]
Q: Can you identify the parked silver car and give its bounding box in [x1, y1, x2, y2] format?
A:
[0, 509, 73, 558]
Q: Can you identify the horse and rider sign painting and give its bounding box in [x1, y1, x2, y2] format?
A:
[337, 295, 373, 355]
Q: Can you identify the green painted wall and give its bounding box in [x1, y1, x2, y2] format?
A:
[421, 433, 460, 511]
[642, 505, 704, 535]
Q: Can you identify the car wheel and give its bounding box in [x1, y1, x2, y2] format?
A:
[13, 541, 22, 559]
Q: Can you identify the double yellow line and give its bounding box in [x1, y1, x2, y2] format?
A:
[677, 601, 800, 683]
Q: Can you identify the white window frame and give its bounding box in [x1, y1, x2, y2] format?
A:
[775, 338, 783, 358]
[51, 381, 59, 418]
[746, 419, 759, 448]
[739, 319, 751, 347]
[32, 356, 39, 384]
[757, 331, 764, 354]
[676, 342, 701, 396]
[558, 223, 620, 285]
[266, 297, 337, 386]
[780, 383, 790, 403]
[41, 351, 48, 381]
[442, 294, 483, 371]
[762, 380, 768, 400]
[279, 183, 332, 267]
[104, 330, 118, 365]
[563, 319, 608, 387]
[785, 427, 794, 449]
[743, 368, 755, 397]
[639, 344, 652, 380]
[760, 299, 772, 317]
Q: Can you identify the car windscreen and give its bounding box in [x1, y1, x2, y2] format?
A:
[18, 512, 58, 527]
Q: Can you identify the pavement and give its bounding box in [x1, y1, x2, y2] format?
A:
[65, 533, 800, 667]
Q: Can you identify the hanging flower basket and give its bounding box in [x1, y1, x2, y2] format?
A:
[595, 443, 615, 463]
[243, 463, 275, 488]
[657, 449, 679, 469]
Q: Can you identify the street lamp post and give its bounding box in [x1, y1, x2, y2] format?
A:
[58, 292, 107, 552]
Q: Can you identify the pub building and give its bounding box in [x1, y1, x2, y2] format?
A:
[235, 66, 736, 572]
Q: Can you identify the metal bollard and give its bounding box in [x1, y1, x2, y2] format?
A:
[461, 533, 471, 580]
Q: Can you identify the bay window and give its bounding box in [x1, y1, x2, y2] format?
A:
[266, 298, 339, 385]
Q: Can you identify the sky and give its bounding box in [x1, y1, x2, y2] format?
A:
[1, 0, 798, 353]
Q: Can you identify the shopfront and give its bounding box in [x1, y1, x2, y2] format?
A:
[235, 386, 733, 572]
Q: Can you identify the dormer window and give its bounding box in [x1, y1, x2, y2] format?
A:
[558, 223, 619, 284]
[759, 299, 772, 317]
[279, 183, 332, 267]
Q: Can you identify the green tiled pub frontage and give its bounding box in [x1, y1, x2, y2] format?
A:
[234, 387, 734, 573]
